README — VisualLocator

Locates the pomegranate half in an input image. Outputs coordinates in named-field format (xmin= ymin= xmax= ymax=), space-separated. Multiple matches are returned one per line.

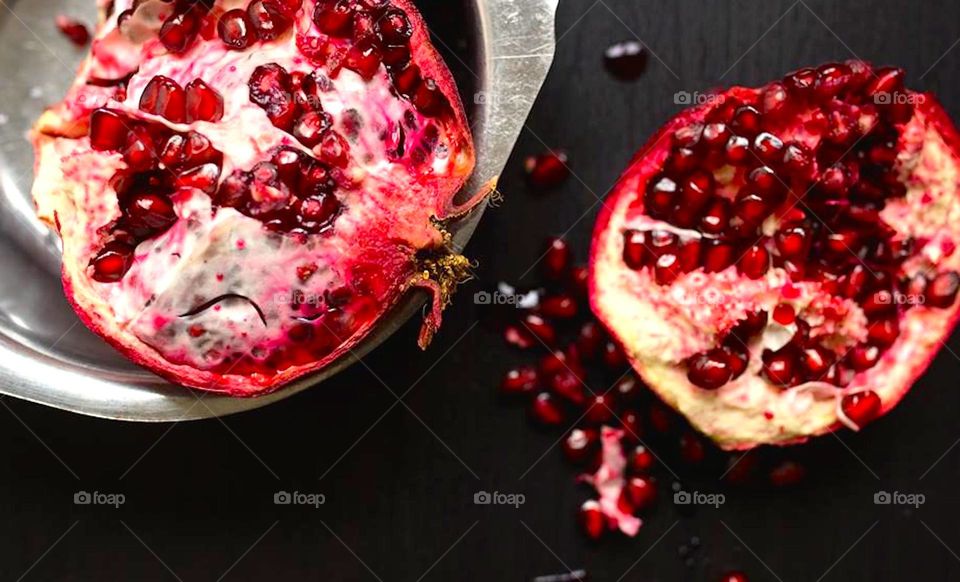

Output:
xmin=31 ymin=0 xmax=483 ymax=395
xmin=590 ymin=62 xmax=960 ymax=449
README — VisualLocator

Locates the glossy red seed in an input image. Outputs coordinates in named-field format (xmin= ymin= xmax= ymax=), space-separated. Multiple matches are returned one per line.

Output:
xmin=731 ymin=106 xmax=761 ymax=137
xmin=122 ymin=126 xmax=156 ymax=170
xmin=185 ymin=79 xmax=224 ymax=123
xmin=645 ymin=175 xmax=678 ymax=218
xmin=523 ymin=314 xmax=557 ymax=346
xmin=504 ymin=324 xmax=535 ymax=349
xmin=584 ymin=394 xmax=615 ymax=424
xmin=679 ymin=432 xmax=706 ymax=464
xmin=679 ymin=170 xmax=714 ymax=214
xmin=814 ymin=62 xmax=851 ymax=99
xmin=762 ymin=81 xmax=788 ymax=115
xmin=701 ymin=199 xmax=731 ymax=235
xmin=562 ymin=428 xmax=598 ymax=464
xmin=265 ymin=0 xmax=303 ymax=17
xmin=542 ymin=237 xmax=572 ymax=280
xmin=127 ymin=193 xmax=177 ymax=231
xmin=579 ymin=500 xmax=606 ymax=540
xmin=927 ymin=271 xmax=960 ymax=308
xmin=159 ymin=11 xmax=199 ymax=54
xmin=763 ymin=350 xmax=796 ymax=386
xmin=655 ymin=253 xmax=680 ymax=285
xmin=628 ymin=445 xmax=655 ymax=473
xmin=867 ymin=317 xmax=899 ymax=347
xmin=667 ymin=147 xmax=700 ymax=175
xmin=782 ymin=142 xmax=813 ymax=178
xmin=724 ymin=134 xmax=750 ymax=164
xmin=248 ymin=63 xmax=298 ymax=130
xmin=864 ymin=67 xmax=905 ymax=99
xmin=378 ymin=9 xmax=413 ymax=44
xmin=55 ymin=15 xmax=90 ymax=46
xmin=344 ymin=42 xmax=382 ymax=79
xmin=317 ymin=129 xmax=350 ymax=167
xmin=175 ymin=163 xmax=221 ymax=194
xmin=622 ymin=476 xmax=657 ymax=512
xmin=248 ymin=0 xmax=293 ymax=41
xmin=775 ymin=226 xmax=808 ymax=259
xmin=549 ymin=370 xmax=586 ymax=406
xmin=540 ymin=295 xmax=578 ymax=319
xmin=89 ymin=109 xmax=129 ymax=151
xmin=841 ymin=390 xmax=882 ymax=427
xmin=293 ymin=110 xmax=332 ymax=147
xmin=678 ymin=239 xmax=702 ymax=273
xmin=577 ymin=321 xmax=603 ymax=360
xmin=720 ymin=571 xmax=749 ymax=582
xmin=702 ymin=241 xmax=735 ymax=273
xmin=525 ymin=152 xmax=569 ymax=188
xmin=603 ymin=40 xmax=648 ymax=81
xmin=801 ymin=345 xmax=833 ymax=380
xmin=139 ymin=76 xmax=187 ymax=123
xmin=312 ymin=0 xmax=352 ymax=36
xmin=218 ymin=9 xmax=256 ymax=50
xmin=785 ymin=67 xmax=817 ymax=95
xmin=601 ymin=340 xmax=627 ymax=369
xmin=739 ymin=244 xmax=769 ymax=279
xmin=772 ymin=303 xmax=795 ymax=325
xmin=848 ymin=344 xmax=881 ymax=371
xmin=500 ymin=365 xmax=538 ymax=395
xmin=90 ymin=243 xmax=135 ymax=282
xmin=753 ymin=132 xmax=784 ymax=163
xmin=530 ymin=392 xmax=565 ymax=426
xmin=687 ymin=348 xmax=732 ymax=389
xmin=567 ymin=265 xmax=589 ymax=297
xmin=701 ymin=122 xmax=731 ymax=149
xmin=412 ymin=77 xmax=447 ymax=116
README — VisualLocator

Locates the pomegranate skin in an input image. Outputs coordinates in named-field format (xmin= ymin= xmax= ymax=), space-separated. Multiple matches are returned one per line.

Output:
xmin=30 ymin=0 xmax=483 ymax=395
xmin=589 ymin=69 xmax=960 ymax=449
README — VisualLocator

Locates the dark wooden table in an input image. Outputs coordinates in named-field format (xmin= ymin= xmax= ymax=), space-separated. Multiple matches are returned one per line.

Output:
xmin=4 ymin=1 xmax=960 ymax=580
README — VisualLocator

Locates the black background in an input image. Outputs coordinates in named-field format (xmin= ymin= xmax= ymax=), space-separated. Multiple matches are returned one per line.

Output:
xmin=5 ymin=1 xmax=960 ymax=580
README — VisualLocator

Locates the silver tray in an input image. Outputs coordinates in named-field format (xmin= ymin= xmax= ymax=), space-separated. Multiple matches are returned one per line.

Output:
xmin=0 ymin=0 xmax=558 ymax=421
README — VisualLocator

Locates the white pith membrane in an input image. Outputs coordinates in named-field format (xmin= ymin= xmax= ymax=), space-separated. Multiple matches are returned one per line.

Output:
xmin=30 ymin=0 xmax=479 ymax=394
xmin=591 ymin=81 xmax=960 ymax=450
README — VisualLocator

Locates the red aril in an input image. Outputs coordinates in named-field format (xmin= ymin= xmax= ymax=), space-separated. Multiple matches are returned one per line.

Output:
xmin=590 ymin=62 xmax=960 ymax=449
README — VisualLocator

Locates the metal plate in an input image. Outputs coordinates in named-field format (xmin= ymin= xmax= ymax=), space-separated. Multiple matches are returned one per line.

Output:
xmin=0 ymin=0 xmax=558 ymax=420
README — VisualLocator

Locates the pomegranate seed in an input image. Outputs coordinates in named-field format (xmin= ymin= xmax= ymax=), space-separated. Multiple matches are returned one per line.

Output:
xmin=313 ymin=0 xmax=352 ymax=36
xmin=841 ymin=390 xmax=882 ymax=427
xmin=645 ymin=175 xmax=678 ymax=218
xmin=769 ymin=460 xmax=806 ymax=487
xmin=122 ymin=126 xmax=156 ymax=170
xmin=725 ymin=346 xmax=748 ymax=378
xmin=729 ymin=309 xmax=768 ymax=341
xmin=700 ymin=199 xmax=731 ymax=235
xmin=248 ymin=0 xmax=293 ymax=41
xmin=529 ymin=392 xmax=565 ymax=426
xmin=601 ymin=340 xmax=627 ymax=369
xmin=814 ymin=62 xmax=851 ymax=99
xmin=864 ymin=67 xmax=905 ymax=99
xmin=562 ymin=428 xmax=598 ymax=464
xmin=667 ymin=147 xmax=700 ymax=175
xmin=90 ymin=243 xmax=135 ymax=283
xmin=549 ymin=370 xmax=586 ymax=406
xmin=248 ymin=63 xmax=298 ymax=131
xmin=619 ymin=410 xmax=644 ymax=442
xmin=293 ymin=110 xmax=333 ymax=147
xmin=824 ymin=229 xmax=859 ymax=255
xmin=500 ymin=365 xmax=538 ymax=395
xmin=317 ymin=130 xmax=350 ymax=167
xmin=218 ymin=9 xmax=256 ymax=50
xmin=775 ymin=226 xmax=808 ymax=259
xmin=567 ymin=265 xmax=589 ymax=297
xmin=867 ymin=317 xmax=899 ymax=347
xmin=344 ymin=42 xmax=383 ymax=79
xmin=772 ymin=303 xmax=795 ymax=325
xmin=392 ymin=64 xmax=421 ymax=97
xmin=378 ymin=9 xmax=413 ymax=44
xmin=862 ymin=289 xmax=895 ymax=316
xmin=584 ymin=394 xmax=615 ymax=424
xmin=524 ymin=152 xmax=569 ymax=188
xmin=159 ymin=10 xmax=199 ymax=54
xmin=678 ymin=239 xmax=703 ymax=273
xmin=542 ymin=237 xmax=572 ymax=280
xmin=801 ymin=345 xmax=834 ymax=380
xmin=540 ymin=295 xmax=578 ymax=319
xmin=763 ymin=350 xmax=796 ymax=386
xmin=820 ymin=165 xmax=849 ymax=195
xmin=578 ymin=500 xmax=605 ymax=540
xmin=733 ymin=192 xmax=773 ymax=227
xmin=731 ymin=106 xmax=761 ymax=137
xmin=504 ymin=324 xmax=535 ymax=349
xmin=702 ymin=241 xmax=735 ymax=273
xmin=782 ymin=142 xmax=813 ymax=178
xmin=522 ymin=314 xmax=557 ymax=346
xmin=762 ymin=81 xmax=788 ymax=115
xmin=265 ymin=0 xmax=302 ymax=18
xmin=676 ymin=170 xmax=714 ymax=223
xmin=785 ymin=67 xmax=817 ymax=95
xmin=655 ymin=253 xmax=680 ymax=284
xmin=126 ymin=193 xmax=177 ymax=232
xmin=739 ymin=244 xmax=769 ymax=279
xmin=603 ymin=40 xmax=648 ymax=81
xmin=614 ymin=375 xmax=642 ymax=402
xmin=576 ymin=321 xmax=603 ymax=359
xmin=848 ymin=344 xmax=881 ymax=371
xmin=140 ymin=76 xmax=187 ymax=123
xmin=628 ymin=445 xmax=655 ymax=473
xmin=412 ymin=77 xmax=448 ymax=116
xmin=753 ymin=132 xmax=784 ymax=164
xmin=701 ymin=122 xmax=731 ymax=149
xmin=89 ymin=109 xmax=129 ymax=151
xmin=55 ymin=15 xmax=90 ymax=46
xmin=176 ymin=163 xmax=221 ymax=194
xmin=185 ymin=79 xmax=224 ymax=123
xmin=927 ymin=271 xmax=960 ymax=308
xmin=674 ymin=124 xmax=703 ymax=148
xmin=687 ymin=348 xmax=732 ymax=389
xmin=539 ymin=349 xmax=571 ymax=378
xmin=724 ymin=135 xmax=750 ymax=164
xmin=679 ymin=432 xmax=706 ymax=464
xmin=622 ymin=476 xmax=657 ymax=512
